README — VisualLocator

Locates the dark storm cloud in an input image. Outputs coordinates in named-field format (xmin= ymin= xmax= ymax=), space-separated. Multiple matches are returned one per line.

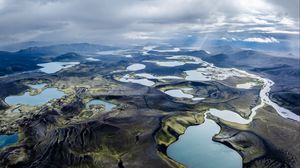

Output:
xmin=266 ymin=0 xmax=300 ymax=19
xmin=0 ymin=0 xmax=298 ymax=45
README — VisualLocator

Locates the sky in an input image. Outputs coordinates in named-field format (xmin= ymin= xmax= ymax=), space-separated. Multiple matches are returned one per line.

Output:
xmin=0 ymin=0 xmax=299 ymax=55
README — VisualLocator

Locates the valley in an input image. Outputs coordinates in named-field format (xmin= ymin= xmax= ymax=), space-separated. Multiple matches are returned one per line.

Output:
xmin=0 ymin=44 xmax=299 ymax=168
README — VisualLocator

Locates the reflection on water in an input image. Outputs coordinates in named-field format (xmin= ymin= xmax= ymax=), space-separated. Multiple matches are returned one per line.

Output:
xmin=167 ymin=115 xmax=242 ymax=168
xmin=0 ymin=133 xmax=18 ymax=149
xmin=38 ymin=62 xmax=79 ymax=74
xmin=126 ymin=64 xmax=146 ymax=71
xmin=119 ymin=74 xmax=155 ymax=86
xmin=5 ymin=88 xmax=65 ymax=106
xmin=165 ymin=89 xmax=193 ymax=98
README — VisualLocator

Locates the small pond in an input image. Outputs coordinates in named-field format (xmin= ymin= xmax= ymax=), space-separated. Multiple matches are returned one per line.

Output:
xmin=0 ymin=133 xmax=18 ymax=149
xmin=126 ymin=64 xmax=146 ymax=71
xmin=86 ymin=99 xmax=116 ymax=111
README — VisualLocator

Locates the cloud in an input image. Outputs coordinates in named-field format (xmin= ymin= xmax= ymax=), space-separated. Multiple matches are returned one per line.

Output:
xmin=265 ymin=0 xmax=300 ymax=19
xmin=0 ymin=0 xmax=298 ymax=46
xmin=221 ymin=36 xmax=281 ymax=44
xmin=243 ymin=37 xmax=280 ymax=43
xmin=123 ymin=32 xmax=164 ymax=40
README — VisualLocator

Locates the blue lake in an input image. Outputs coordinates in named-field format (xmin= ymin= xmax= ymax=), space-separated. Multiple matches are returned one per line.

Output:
xmin=5 ymin=88 xmax=65 ymax=106
xmin=38 ymin=62 xmax=79 ymax=74
xmin=0 ymin=133 xmax=18 ymax=149
xmin=167 ymin=117 xmax=242 ymax=168
xmin=86 ymin=99 xmax=116 ymax=111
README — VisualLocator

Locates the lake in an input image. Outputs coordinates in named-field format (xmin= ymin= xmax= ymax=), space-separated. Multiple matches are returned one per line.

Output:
xmin=126 ymin=64 xmax=146 ymax=71
xmin=38 ymin=62 xmax=80 ymax=74
xmin=5 ymin=88 xmax=65 ymax=106
xmin=86 ymin=99 xmax=116 ymax=111
xmin=0 ymin=133 xmax=18 ymax=149
xmin=119 ymin=74 xmax=155 ymax=86
xmin=167 ymin=115 xmax=242 ymax=168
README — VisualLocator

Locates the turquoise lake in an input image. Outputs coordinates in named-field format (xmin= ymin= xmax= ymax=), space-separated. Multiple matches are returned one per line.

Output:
xmin=167 ymin=117 xmax=242 ymax=168
xmin=0 ymin=133 xmax=18 ymax=149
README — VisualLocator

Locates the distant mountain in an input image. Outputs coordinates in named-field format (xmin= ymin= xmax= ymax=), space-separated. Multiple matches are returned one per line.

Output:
xmin=53 ymin=52 xmax=83 ymax=61
xmin=204 ymin=50 xmax=298 ymax=68
xmin=202 ymin=45 xmax=241 ymax=55
xmin=0 ymin=51 xmax=41 ymax=76
xmin=0 ymin=43 xmax=121 ymax=76
xmin=147 ymin=49 xmax=210 ymax=57
xmin=0 ymin=41 xmax=54 ymax=52
xmin=16 ymin=43 xmax=118 ymax=56
xmin=0 ymin=50 xmax=88 ymax=76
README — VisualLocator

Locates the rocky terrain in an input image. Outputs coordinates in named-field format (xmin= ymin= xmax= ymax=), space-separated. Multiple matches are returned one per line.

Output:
xmin=0 ymin=44 xmax=299 ymax=168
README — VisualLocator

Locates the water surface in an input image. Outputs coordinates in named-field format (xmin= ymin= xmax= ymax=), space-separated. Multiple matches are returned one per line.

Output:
xmin=208 ymin=108 xmax=250 ymax=124
xmin=86 ymin=57 xmax=100 ymax=61
xmin=126 ymin=64 xmax=146 ymax=71
xmin=0 ymin=133 xmax=18 ymax=149
xmin=165 ymin=89 xmax=193 ymax=98
xmin=38 ymin=62 xmax=79 ymax=74
xmin=5 ymin=88 xmax=65 ymax=106
xmin=86 ymin=99 xmax=116 ymax=111
xmin=164 ymin=88 xmax=205 ymax=101
xmin=236 ymin=82 xmax=257 ymax=89
xmin=119 ymin=74 xmax=155 ymax=86
xmin=136 ymin=73 xmax=182 ymax=80
xmin=167 ymin=117 xmax=242 ymax=168
xmin=145 ymin=61 xmax=185 ymax=67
